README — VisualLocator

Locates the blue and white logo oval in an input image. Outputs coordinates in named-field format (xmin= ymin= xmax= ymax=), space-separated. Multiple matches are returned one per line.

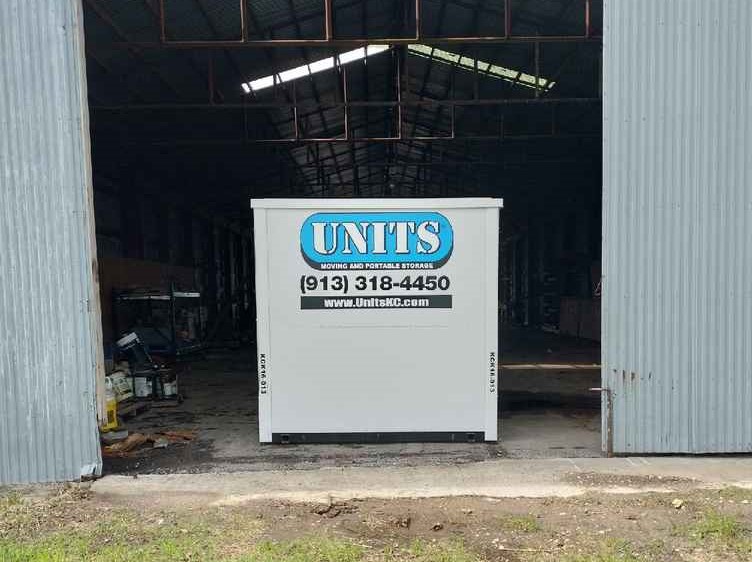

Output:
xmin=300 ymin=212 xmax=453 ymax=270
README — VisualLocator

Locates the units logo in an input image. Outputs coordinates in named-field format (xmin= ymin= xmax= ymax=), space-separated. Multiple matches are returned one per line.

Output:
xmin=300 ymin=212 xmax=453 ymax=270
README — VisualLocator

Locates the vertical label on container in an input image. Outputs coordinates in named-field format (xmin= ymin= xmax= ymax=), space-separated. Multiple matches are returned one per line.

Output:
xmin=258 ymin=353 xmax=268 ymax=395
xmin=489 ymin=351 xmax=496 ymax=394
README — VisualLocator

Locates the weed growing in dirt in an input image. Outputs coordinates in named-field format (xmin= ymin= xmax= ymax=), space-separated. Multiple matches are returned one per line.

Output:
xmin=717 ymin=487 xmax=752 ymax=502
xmin=689 ymin=511 xmax=744 ymax=542
xmin=0 ymin=523 xmax=221 ymax=562
xmin=498 ymin=514 xmax=541 ymax=533
xmin=0 ymin=492 xmax=22 ymax=508
xmin=0 ymin=485 xmax=91 ymax=541
xmin=0 ymin=492 xmax=41 ymax=540
xmin=684 ymin=510 xmax=752 ymax=556
xmin=0 ymin=505 xmax=265 ymax=562
xmin=404 ymin=539 xmax=483 ymax=562
xmin=246 ymin=537 xmax=364 ymax=562
xmin=0 ymin=535 xmax=490 ymax=562
xmin=562 ymin=538 xmax=640 ymax=562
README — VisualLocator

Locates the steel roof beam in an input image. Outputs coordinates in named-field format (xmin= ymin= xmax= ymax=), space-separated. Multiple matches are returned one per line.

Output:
xmin=284 ymin=0 xmax=345 ymax=188
xmin=106 ymin=35 xmax=600 ymax=49
xmin=84 ymin=0 xmax=184 ymax=98
xmin=142 ymin=0 xmax=227 ymax=104
xmin=239 ymin=3 xmax=314 ymax=188
xmin=401 ymin=0 xmax=486 ymax=187
xmin=85 ymin=48 xmax=147 ymax=104
xmin=120 ymin=131 xmax=597 ymax=146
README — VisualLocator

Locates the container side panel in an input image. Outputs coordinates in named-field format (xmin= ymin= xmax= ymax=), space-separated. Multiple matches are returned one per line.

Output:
xmin=253 ymin=209 xmax=273 ymax=443
xmin=603 ymin=0 xmax=752 ymax=453
xmin=0 ymin=0 xmax=103 ymax=483
xmin=484 ymin=208 xmax=500 ymax=441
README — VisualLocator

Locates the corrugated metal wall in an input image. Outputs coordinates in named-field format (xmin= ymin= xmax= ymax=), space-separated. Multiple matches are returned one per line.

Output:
xmin=0 ymin=0 xmax=104 ymax=483
xmin=603 ymin=0 xmax=752 ymax=453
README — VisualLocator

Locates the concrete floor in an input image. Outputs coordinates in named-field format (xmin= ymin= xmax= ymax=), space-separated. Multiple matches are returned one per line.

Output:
xmin=95 ymin=455 xmax=752 ymax=503
xmin=104 ymin=328 xmax=602 ymax=475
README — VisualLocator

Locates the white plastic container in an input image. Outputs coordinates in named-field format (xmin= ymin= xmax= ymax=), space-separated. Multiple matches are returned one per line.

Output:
xmin=162 ymin=380 xmax=178 ymax=397
xmin=133 ymin=377 xmax=152 ymax=398
xmin=252 ymin=198 xmax=503 ymax=444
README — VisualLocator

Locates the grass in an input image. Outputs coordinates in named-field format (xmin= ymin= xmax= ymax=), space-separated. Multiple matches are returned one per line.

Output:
xmin=0 ymin=506 xmax=264 ymax=562
xmin=0 ymin=500 xmax=484 ymax=562
xmin=498 ymin=514 xmax=541 ymax=533
xmin=562 ymin=539 xmax=641 ymax=562
xmin=689 ymin=511 xmax=744 ymax=541
xmin=402 ymin=539 xmax=484 ymax=562
xmin=4 ymin=488 xmax=752 ymax=562
xmin=717 ymin=487 xmax=752 ymax=502
xmin=0 ymin=486 xmax=91 ymax=541
xmin=246 ymin=538 xmax=364 ymax=562
xmin=0 ymin=535 xmax=315 ymax=562
xmin=675 ymin=489 xmax=752 ymax=549
xmin=1 ymin=490 xmax=488 ymax=562
xmin=0 ymin=492 xmax=45 ymax=541
xmin=0 ymin=527 xmax=220 ymax=562
xmin=684 ymin=511 xmax=752 ymax=557
xmin=0 ymin=537 xmax=487 ymax=562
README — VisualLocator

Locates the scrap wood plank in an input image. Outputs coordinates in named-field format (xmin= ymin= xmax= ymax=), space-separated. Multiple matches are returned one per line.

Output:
xmin=153 ymin=429 xmax=198 ymax=442
xmin=102 ymin=433 xmax=149 ymax=457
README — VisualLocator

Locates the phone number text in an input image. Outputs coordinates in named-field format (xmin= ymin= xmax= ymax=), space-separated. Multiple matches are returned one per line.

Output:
xmin=300 ymin=274 xmax=450 ymax=294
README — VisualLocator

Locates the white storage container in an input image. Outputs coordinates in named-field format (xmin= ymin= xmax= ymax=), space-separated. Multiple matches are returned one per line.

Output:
xmin=252 ymin=198 xmax=503 ymax=443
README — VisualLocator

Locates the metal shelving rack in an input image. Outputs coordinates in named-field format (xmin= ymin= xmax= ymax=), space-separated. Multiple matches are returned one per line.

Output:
xmin=113 ymin=282 xmax=204 ymax=359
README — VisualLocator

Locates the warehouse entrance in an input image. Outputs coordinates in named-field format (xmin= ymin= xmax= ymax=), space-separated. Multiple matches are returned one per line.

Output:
xmin=82 ymin=0 xmax=604 ymax=472
xmin=498 ymin=190 xmax=602 ymax=456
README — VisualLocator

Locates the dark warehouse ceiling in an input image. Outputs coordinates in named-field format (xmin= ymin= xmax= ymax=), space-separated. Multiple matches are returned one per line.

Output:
xmin=84 ymin=0 xmax=603 ymax=223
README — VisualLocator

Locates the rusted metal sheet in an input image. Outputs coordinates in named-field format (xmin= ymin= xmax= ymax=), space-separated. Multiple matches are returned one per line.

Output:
xmin=602 ymin=0 xmax=752 ymax=453
xmin=0 ymin=0 xmax=103 ymax=483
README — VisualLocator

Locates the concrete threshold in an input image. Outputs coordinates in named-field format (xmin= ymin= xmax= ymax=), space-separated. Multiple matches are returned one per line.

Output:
xmin=92 ymin=457 xmax=752 ymax=505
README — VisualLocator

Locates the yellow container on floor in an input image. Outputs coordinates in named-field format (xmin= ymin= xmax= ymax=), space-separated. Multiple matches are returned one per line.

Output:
xmin=101 ymin=380 xmax=118 ymax=431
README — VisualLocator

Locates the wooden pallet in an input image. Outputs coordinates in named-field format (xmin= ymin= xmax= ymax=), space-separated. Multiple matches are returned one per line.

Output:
xmin=117 ymin=399 xmax=151 ymax=420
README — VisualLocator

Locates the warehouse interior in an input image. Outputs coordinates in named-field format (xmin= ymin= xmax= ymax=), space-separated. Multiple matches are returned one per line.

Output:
xmin=84 ymin=0 xmax=603 ymax=470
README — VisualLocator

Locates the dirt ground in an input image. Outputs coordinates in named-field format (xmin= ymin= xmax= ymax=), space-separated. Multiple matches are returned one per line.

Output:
xmin=2 ymin=484 xmax=751 ymax=561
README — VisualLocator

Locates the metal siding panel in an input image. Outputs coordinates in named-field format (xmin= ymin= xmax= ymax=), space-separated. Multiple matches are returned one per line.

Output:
xmin=603 ymin=0 xmax=752 ymax=453
xmin=0 ymin=0 xmax=103 ymax=483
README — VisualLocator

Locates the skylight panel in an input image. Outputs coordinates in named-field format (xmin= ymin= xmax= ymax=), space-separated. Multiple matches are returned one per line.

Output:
xmin=337 ymin=47 xmax=367 ymax=65
xmin=366 ymin=45 xmax=389 ymax=56
xmin=308 ymin=57 xmax=335 ymax=74
xmin=278 ymin=64 xmax=310 ymax=83
xmin=240 ymin=43 xmax=548 ymax=94
xmin=407 ymin=44 xmax=555 ymax=92
xmin=246 ymin=75 xmax=276 ymax=92
xmin=242 ymin=45 xmax=390 ymax=93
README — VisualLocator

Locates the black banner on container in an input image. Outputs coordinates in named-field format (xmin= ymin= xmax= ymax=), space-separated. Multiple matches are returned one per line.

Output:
xmin=301 ymin=295 xmax=453 ymax=310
